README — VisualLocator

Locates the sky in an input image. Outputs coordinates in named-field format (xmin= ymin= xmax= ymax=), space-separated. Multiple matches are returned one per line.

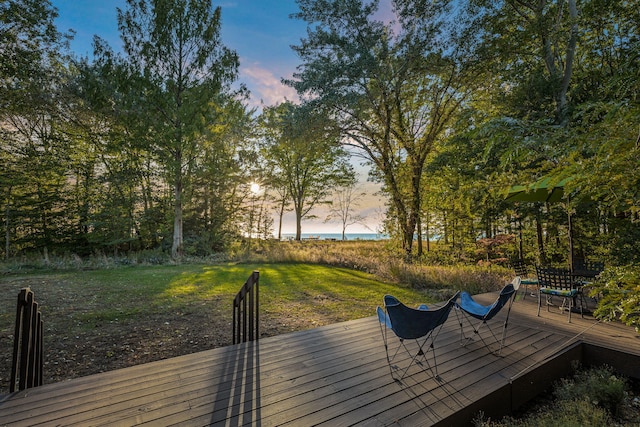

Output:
xmin=51 ymin=0 xmax=386 ymax=235
xmin=51 ymin=0 xmax=304 ymax=108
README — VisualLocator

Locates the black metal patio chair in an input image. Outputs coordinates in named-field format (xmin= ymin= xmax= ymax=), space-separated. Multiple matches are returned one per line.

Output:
xmin=536 ymin=265 xmax=583 ymax=322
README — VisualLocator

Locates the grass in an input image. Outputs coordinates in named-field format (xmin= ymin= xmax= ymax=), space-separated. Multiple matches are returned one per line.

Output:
xmin=1 ymin=262 xmax=432 ymax=335
xmin=0 ymin=240 xmax=512 ymax=393
xmin=29 ymin=263 xmax=436 ymax=316
xmin=0 ymin=261 xmax=453 ymax=392
xmin=246 ymin=240 xmax=510 ymax=294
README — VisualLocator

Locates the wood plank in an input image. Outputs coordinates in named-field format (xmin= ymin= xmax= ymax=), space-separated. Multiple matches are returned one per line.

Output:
xmin=3 ymin=319 xmax=380 ymax=425
xmin=308 ymin=327 xmax=565 ymax=426
xmin=0 ymin=290 xmax=637 ymax=426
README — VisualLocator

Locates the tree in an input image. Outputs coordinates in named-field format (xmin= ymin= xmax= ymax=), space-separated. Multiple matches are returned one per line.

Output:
xmin=473 ymin=0 xmax=640 ymax=264
xmin=114 ymin=0 xmax=239 ymax=259
xmin=259 ymin=101 xmax=354 ymax=240
xmin=325 ymin=182 xmax=367 ymax=241
xmin=188 ymin=95 xmax=256 ymax=251
xmin=73 ymin=49 xmax=169 ymax=253
xmin=289 ymin=0 xmax=481 ymax=257
xmin=270 ymin=182 xmax=292 ymax=241
xmin=1 ymin=0 xmax=73 ymax=257
xmin=0 ymin=0 xmax=68 ymax=88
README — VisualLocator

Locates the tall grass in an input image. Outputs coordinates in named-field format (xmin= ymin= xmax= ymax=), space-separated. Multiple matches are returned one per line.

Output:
xmin=243 ymin=240 xmax=511 ymax=296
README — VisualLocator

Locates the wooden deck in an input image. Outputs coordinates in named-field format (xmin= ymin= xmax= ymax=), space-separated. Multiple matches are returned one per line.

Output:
xmin=1 ymin=291 xmax=638 ymax=426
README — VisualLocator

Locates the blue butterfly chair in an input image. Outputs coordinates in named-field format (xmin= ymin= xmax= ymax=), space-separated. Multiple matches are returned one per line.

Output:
xmin=377 ymin=292 xmax=460 ymax=381
xmin=456 ymin=277 xmax=521 ymax=355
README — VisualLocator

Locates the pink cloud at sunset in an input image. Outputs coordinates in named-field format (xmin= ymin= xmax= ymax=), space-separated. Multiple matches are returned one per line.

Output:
xmin=240 ymin=63 xmax=299 ymax=108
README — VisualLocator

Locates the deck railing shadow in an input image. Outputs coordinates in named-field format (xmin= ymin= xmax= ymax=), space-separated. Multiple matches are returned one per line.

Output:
xmin=209 ymin=340 xmax=261 ymax=426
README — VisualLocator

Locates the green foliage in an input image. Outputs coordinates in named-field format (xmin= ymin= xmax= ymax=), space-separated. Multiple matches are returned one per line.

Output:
xmin=474 ymin=365 xmax=629 ymax=426
xmin=554 ymin=365 xmax=627 ymax=417
xmin=258 ymin=101 xmax=355 ymax=240
xmin=2 ymin=0 xmax=640 ymax=271
xmin=111 ymin=0 xmax=242 ymax=258
xmin=0 ymin=0 xmax=77 ymax=256
xmin=0 ymin=0 xmax=69 ymax=82
xmin=589 ymin=265 xmax=640 ymax=332
xmin=475 ymin=399 xmax=612 ymax=427
xmin=289 ymin=0 xmax=482 ymax=256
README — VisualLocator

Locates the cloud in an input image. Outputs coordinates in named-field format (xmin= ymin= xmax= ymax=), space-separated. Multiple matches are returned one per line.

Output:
xmin=371 ymin=0 xmax=404 ymax=37
xmin=241 ymin=62 xmax=299 ymax=108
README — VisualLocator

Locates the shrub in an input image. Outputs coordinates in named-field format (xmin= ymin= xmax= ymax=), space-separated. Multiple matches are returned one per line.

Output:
xmin=554 ymin=365 xmax=627 ymax=417
xmin=474 ymin=399 xmax=612 ymax=427
xmin=589 ymin=265 xmax=640 ymax=332
xmin=473 ymin=365 xmax=628 ymax=427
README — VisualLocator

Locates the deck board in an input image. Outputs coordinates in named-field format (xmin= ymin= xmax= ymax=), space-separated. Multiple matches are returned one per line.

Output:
xmin=1 ymin=291 xmax=638 ymax=426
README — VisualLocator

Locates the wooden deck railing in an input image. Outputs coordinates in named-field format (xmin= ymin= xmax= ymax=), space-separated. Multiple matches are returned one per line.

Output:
xmin=232 ymin=271 xmax=259 ymax=344
xmin=10 ymin=287 xmax=44 ymax=392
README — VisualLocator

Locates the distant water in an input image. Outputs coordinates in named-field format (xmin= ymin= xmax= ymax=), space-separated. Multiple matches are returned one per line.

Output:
xmin=280 ymin=233 xmax=388 ymax=241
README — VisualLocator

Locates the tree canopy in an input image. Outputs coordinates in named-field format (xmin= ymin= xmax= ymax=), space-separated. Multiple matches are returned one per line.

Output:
xmin=1 ymin=0 xmax=639 ymax=270
xmin=113 ymin=0 xmax=241 ymax=259
xmin=259 ymin=101 xmax=355 ymax=240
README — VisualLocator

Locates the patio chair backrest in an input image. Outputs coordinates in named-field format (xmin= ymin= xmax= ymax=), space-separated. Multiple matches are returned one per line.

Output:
xmin=512 ymin=259 xmax=530 ymax=277
xmin=384 ymin=292 xmax=459 ymax=340
xmin=574 ymin=258 xmax=604 ymax=275
xmin=536 ymin=265 xmax=573 ymax=290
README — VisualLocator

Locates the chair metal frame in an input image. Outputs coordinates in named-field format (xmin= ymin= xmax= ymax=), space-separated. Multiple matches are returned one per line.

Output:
xmin=456 ymin=277 xmax=521 ymax=356
xmin=377 ymin=292 xmax=459 ymax=382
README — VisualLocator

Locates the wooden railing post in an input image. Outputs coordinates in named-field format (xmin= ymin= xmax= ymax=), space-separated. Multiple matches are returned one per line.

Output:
xmin=10 ymin=287 xmax=44 ymax=392
xmin=233 ymin=271 xmax=259 ymax=345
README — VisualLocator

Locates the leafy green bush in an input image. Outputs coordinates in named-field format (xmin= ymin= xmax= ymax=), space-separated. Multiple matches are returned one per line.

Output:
xmin=589 ymin=265 xmax=640 ymax=332
xmin=474 ymin=398 xmax=612 ymax=427
xmin=554 ymin=365 xmax=627 ymax=417
xmin=473 ymin=365 xmax=629 ymax=427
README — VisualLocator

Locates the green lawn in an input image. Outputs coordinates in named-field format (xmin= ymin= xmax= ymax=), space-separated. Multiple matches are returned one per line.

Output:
xmin=1 ymin=262 xmax=446 ymax=392
xmin=1 ymin=262 xmax=446 ymax=340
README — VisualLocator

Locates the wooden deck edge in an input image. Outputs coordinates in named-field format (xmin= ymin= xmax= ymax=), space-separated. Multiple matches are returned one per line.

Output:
xmin=581 ymin=342 xmax=640 ymax=381
xmin=434 ymin=341 xmax=640 ymax=426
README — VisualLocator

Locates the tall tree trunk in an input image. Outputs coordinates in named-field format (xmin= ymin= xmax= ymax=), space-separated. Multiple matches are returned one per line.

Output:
xmin=518 ymin=217 xmax=524 ymax=260
xmin=171 ymin=152 xmax=183 ymax=259
xmin=537 ymin=0 xmax=578 ymax=124
xmin=4 ymin=186 xmax=11 ymax=260
xmin=416 ymin=214 xmax=423 ymax=257
xmin=295 ymin=210 xmax=302 ymax=241
xmin=277 ymin=199 xmax=285 ymax=241
xmin=557 ymin=0 xmax=578 ymax=124
xmin=425 ymin=210 xmax=431 ymax=252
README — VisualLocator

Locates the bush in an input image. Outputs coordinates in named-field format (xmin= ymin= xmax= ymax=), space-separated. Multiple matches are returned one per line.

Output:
xmin=474 ymin=399 xmax=612 ymax=427
xmin=554 ymin=365 xmax=627 ymax=417
xmin=474 ymin=365 xmax=629 ymax=427
xmin=589 ymin=265 xmax=640 ymax=332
